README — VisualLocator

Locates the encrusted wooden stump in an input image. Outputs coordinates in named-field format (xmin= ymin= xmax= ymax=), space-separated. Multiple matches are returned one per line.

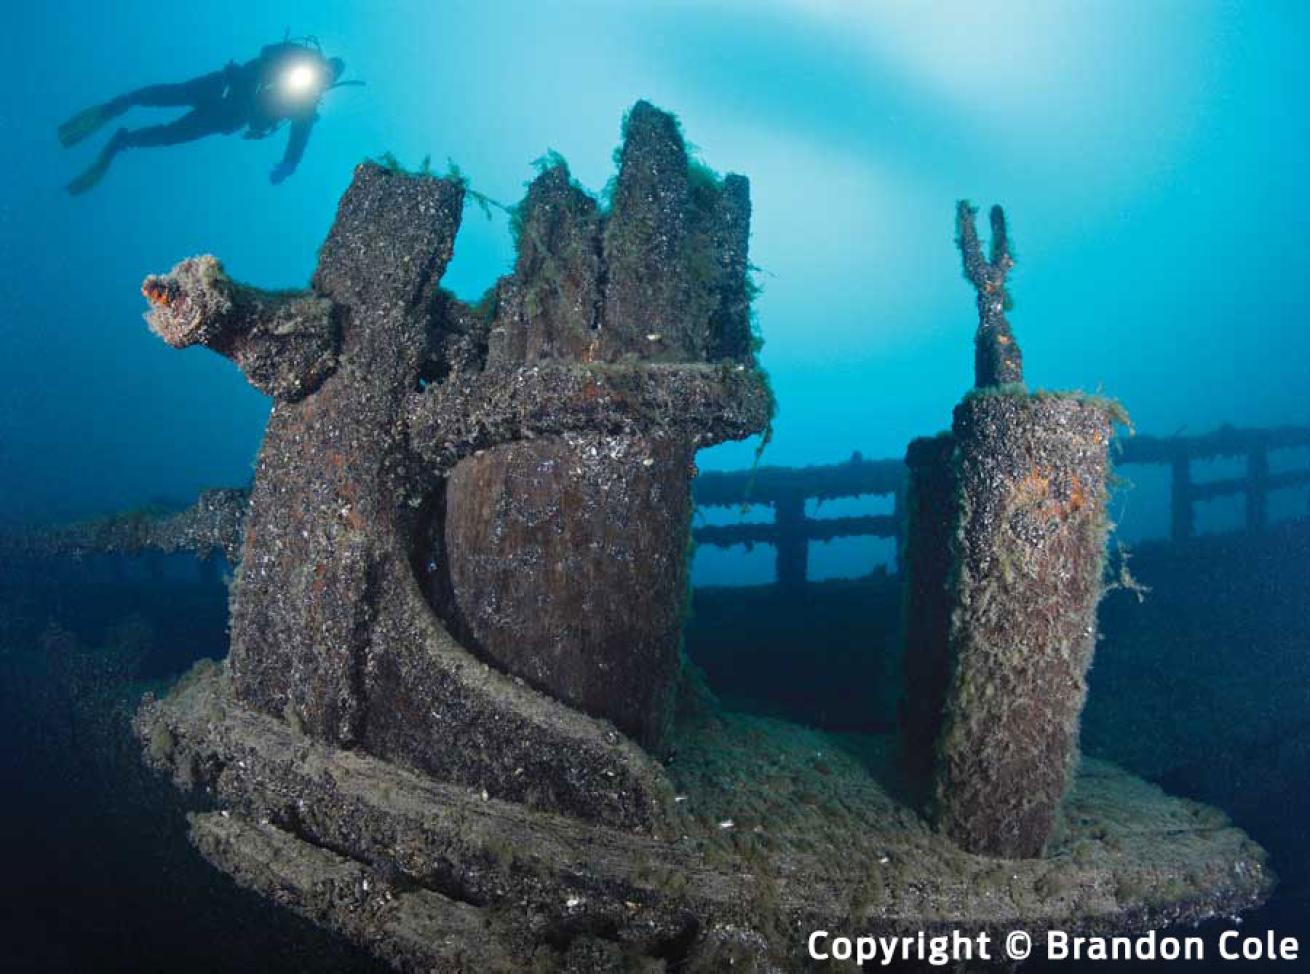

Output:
xmin=139 ymin=102 xmax=770 ymax=826
xmin=427 ymin=103 xmax=756 ymax=750
xmin=124 ymin=120 xmax=1272 ymax=971
xmin=935 ymin=390 xmax=1113 ymax=858
xmin=901 ymin=203 xmax=1118 ymax=858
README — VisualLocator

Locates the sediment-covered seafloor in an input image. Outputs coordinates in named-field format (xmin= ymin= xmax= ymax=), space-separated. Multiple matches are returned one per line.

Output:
xmin=138 ymin=662 xmax=1271 ymax=972
xmin=22 ymin=103 xmax=1277 ymax=971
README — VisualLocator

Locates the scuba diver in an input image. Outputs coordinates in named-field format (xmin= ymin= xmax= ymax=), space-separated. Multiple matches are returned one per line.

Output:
xmin=57 ymin=39 xmax=356 ymax=195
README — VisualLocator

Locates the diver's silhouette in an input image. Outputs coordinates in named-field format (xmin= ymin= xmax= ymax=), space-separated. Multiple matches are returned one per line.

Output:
xmin=58 ymin=41 xmax=352 ymax=195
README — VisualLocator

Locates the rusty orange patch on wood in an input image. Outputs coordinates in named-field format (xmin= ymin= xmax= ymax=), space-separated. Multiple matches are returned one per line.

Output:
xmin=142 ymin=281 xmax=171 ymax=306
xmin=1066 ymin=475 xmax=1088 ymax=514
xmin=1014 ymin=466 xmax=1091 ymax=522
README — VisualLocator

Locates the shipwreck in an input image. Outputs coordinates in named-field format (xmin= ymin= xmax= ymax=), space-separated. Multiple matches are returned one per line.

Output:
xmin=38 ymin=102 xmax=1273 ymax=970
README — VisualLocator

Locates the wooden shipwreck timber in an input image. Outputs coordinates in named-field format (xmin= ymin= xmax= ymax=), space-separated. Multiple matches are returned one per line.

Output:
xmin=39 ymin=103 xmax=1277 ymax=970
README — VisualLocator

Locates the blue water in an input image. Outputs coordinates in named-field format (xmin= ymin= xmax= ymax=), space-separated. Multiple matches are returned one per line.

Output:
xmin=3 ymin=1 xmax=1309 ymax=526
xmin=1 ymin=2 xmax=1308 ymax=971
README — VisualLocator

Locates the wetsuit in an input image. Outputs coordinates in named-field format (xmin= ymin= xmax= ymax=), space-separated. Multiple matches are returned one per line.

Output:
xmin=60 ymin=43 xmax=340 ymax=193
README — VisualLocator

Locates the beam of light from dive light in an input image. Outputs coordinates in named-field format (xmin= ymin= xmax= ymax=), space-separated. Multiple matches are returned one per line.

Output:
xmin=280 ymin=61 xmax=324 ymax=100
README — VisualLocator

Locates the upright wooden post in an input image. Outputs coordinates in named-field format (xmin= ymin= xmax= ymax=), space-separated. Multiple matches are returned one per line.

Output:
xmin=931 ymin=394 xmax=1112 ymax=858
xmin=899 ymin=434 xmax=958 ymax=793
xmin=774 ymin=494 xmax=808 ymax=590
xmin=892 ymin=482 xmax=907 ymax=575
xmin=1171 ymin=453 xmax=1194 ymax=542
xmin=904 ymin=203 xmax=1117 ymax=859
xmin=1246 ymin=446 xmax=1269 ymax=533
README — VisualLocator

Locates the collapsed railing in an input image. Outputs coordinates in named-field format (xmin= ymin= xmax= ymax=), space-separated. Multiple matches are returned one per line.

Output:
xmin=692 ymin=425 xmax=1310 ymax=589
xmin=693 ymin=453 xmax=905 ymax=588
xmin=8 ymin=426 xmax=1308 ymax=592
xmin=1123 ymin=426 xmax=1310 ymax=541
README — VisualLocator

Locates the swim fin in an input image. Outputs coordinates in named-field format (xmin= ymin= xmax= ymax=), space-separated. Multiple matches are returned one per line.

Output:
xmin=57 ymin=100 xmax=125 ymax=148
xmin=65 ymin=155 xmax=111 ymax=195
xmin=66 ymin=128 xmax=127 ymax=195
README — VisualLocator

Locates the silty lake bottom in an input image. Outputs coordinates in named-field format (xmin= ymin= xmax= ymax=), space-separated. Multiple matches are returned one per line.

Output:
xmin=1 ymin=3 xmax=1308 ymax=971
